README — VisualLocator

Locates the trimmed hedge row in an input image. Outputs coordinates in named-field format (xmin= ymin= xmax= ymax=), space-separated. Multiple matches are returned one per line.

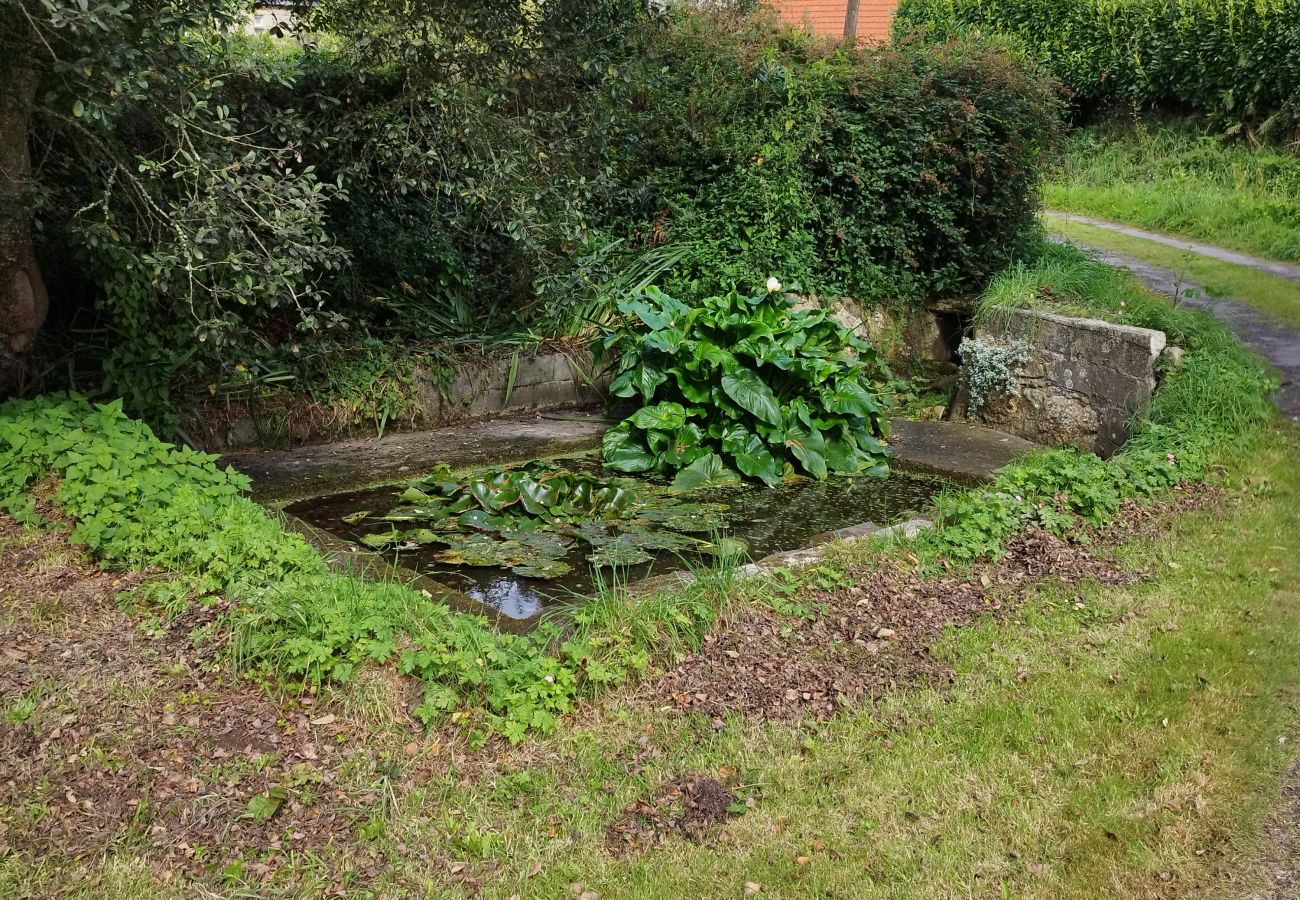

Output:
xmin=894 ymin=0 xmax=1300 ymax=135
xmin=626 ymin=19 xmax=1065 ymax=303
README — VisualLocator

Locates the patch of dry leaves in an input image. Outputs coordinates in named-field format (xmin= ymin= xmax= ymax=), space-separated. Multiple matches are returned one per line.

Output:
xmin=641 ymin=489 xmax=1214 ymax=724
xmin=605 ymin=773 xmax=737 ymax=854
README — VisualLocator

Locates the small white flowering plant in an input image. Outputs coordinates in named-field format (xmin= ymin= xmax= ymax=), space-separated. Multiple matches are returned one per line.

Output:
xmin=958 ymin=337 xmax=1030 ymax=416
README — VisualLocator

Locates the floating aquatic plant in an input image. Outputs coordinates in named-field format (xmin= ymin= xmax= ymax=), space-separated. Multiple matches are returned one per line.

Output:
xmin=345 ymin=461 xmax=741 ymax=578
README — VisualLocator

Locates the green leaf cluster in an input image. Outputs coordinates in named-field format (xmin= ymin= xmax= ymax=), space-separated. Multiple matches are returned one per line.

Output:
xmin=600 ymin=286 xmax=891 ymax=486
xmin=346 ymin=461 xmax=734 ymax=576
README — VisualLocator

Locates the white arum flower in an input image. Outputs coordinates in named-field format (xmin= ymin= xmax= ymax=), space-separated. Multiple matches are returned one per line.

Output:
xmin=766 ymin=276 xmax=782 ymax=293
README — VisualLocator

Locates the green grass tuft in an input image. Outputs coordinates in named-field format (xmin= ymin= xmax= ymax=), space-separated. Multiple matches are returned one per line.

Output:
xmin=1045 ymin=120 xmax=1300 ymax=265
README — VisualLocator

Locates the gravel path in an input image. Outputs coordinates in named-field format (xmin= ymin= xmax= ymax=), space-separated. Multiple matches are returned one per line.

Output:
xmin=1045 ymin=211 xmax=1300 ymax=284
xmin=1051 ymin=234 xmax=1300 ymax=422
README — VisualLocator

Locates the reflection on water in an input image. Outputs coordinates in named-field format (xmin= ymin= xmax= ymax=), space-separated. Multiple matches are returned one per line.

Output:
xmin=286 ymin=456 xmax=946 ymax=622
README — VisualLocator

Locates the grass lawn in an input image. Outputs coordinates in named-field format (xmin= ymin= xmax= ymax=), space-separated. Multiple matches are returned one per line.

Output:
xmin=4 ymin=427 xmax=1298 ymax=899
xmin=358 ymin=433 xmax=1300 ymax=900
xmin=1045 ymin=121 xmax=1300 ymax=265
xmin=1047 ymin=216 xmax=1300 ymax=332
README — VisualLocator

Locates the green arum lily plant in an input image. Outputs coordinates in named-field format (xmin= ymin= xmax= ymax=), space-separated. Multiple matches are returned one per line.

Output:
xmin=598 ymin=284 xmax=892 ymax=487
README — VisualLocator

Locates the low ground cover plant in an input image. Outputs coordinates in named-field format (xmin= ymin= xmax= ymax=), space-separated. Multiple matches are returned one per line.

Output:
xmin=599 ymin=286 xmax=891 ymax=485
xmin=895 ymin=0 xmax=1300 ymax=136
xmin=0 ymin=395 xmax=718 ymax=743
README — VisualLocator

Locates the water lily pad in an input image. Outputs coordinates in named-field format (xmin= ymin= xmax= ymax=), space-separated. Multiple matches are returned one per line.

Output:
xmin=432 ymin=535 xmax=516 ymax=567
xmin=586 ymin=543 xmax=653 ymax=568
xmin=617 ymin=525 xmax=700 ymax=552
xmin=510 ymin=560 xmax=574 ymax=579
xmin=360 ymin=528 xmax=444 ymax=549
xmin=381 ymin=504 xmax=451 ymax=522
xmin=500 ymin=529 xmax=573 ymax=558
xmin=698 ymin=536 xmax=749 ymax=559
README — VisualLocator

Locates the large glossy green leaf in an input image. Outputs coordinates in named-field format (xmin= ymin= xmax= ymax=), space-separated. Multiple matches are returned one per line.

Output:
xmin=602 ymin=425 xmax=657 ymax=473
xmin=722 ymin=427 xmax=782 ymax=486
xmin=824 ymin=381 xmax=881 ymax=419
xmin=630 ymin=401 xmax=686 ymax=432
xmin=673 ymin=370 xmax=711 ymax=403
xmin=784 ymin=420 xmax=828 ymax=480
xmin=720 ymin=367 xmax=782 ymax=426
xmin=671 ymin=451 xmax=740 ymax=490
xmin=661 ymin=422 xmax=706 ymax=467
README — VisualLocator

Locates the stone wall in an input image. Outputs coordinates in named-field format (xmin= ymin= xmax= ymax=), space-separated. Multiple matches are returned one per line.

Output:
xmin=792 ymin=295 xmax=960 ymax=378
xmin=191 ymin=350 xmax=607 ymax=452
xmin=951 ymin=309 xmax=1167 ymax=456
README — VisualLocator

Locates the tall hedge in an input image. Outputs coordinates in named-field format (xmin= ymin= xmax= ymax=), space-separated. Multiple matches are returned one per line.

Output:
xmin=28 ymin=6 xmax=1063 ymax=425
xmin=623 ymin=17 xmax=1064 ymax=303
xmin=894 ymin=0 xmax=1300 ymax=135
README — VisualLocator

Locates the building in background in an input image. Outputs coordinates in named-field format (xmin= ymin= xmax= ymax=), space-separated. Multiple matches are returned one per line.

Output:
xmin=246 ymin=3 xmax=297 ymax=36
xmin=768 ymin=0 xmax=898 ymax=41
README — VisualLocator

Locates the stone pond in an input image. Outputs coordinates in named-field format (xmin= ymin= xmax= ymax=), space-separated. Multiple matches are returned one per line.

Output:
xmin=222 ymin=411 xmax=1037 ymax=630
xmin=215 ymin=302 xmax=1171 ymax=631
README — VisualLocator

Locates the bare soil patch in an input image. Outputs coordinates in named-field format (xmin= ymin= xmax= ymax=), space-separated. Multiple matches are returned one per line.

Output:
xmin=642 ymin=489 xmax=1212 ymax=724
xmin=0 ymin=518 xmax=411 ymax=886
xmin=606 ymin=773 xmax=737 ymax=854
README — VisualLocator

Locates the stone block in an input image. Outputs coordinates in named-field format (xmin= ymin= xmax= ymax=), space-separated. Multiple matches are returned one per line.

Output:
xmin=954 ymin=309 xmax=1166 ymax=456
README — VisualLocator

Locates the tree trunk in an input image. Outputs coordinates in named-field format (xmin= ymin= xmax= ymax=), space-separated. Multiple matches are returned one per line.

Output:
xmin=0 ymin=15 xmax=49 ymax=397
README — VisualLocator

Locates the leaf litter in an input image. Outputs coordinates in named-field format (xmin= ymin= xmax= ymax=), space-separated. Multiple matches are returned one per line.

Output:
xmin=641 ymin=490 xmax=1212 ymax=723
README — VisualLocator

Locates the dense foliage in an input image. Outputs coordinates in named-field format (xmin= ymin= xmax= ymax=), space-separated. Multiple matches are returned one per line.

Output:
xmin=895 ymin=0 xmax=1300 ymax=136
xmin=620 ymin=17 xmax=1063 ymax=302
xmin=599 ymin=286 xmax=891 ymax=485
xmin=17 ymin=2 xmax=1059 ymax=429
xmin=0 ymin=236 xmax=1278 ymax=741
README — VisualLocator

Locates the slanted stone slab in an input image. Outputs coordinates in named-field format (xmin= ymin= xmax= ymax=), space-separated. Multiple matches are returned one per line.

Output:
xmin=221 ymin=411 xmax=612 ymax=502
xmin=193 ymin=349 xmax=608 ymax=452
xmin=887 ymin=419 xmax=1038 ymax=483
xmin=954 ymin=309 xmax=1166 ymax=457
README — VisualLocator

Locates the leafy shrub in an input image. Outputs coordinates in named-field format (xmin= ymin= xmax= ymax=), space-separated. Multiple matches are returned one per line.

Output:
xmin=598 ymin=286 xmax=891 ymax=485
xmin=28 ymin=5 xmax=1060 ymax=432
xmin=628 ymin=16 xmax=1063 ymax=302
xmin=895 ymin=0 xmax=1300 ymax=136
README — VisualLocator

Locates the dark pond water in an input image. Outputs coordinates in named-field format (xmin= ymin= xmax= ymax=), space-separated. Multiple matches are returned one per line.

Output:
xmin=286 ymin=457 xmax=946 ymax=623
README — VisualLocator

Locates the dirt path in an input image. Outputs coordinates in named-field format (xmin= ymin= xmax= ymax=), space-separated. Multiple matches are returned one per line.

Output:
xmin=1052 ymin=236 xmax=1300 ymax=421
xmin=1045 ymin=211 xmax=1300 ymax=284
